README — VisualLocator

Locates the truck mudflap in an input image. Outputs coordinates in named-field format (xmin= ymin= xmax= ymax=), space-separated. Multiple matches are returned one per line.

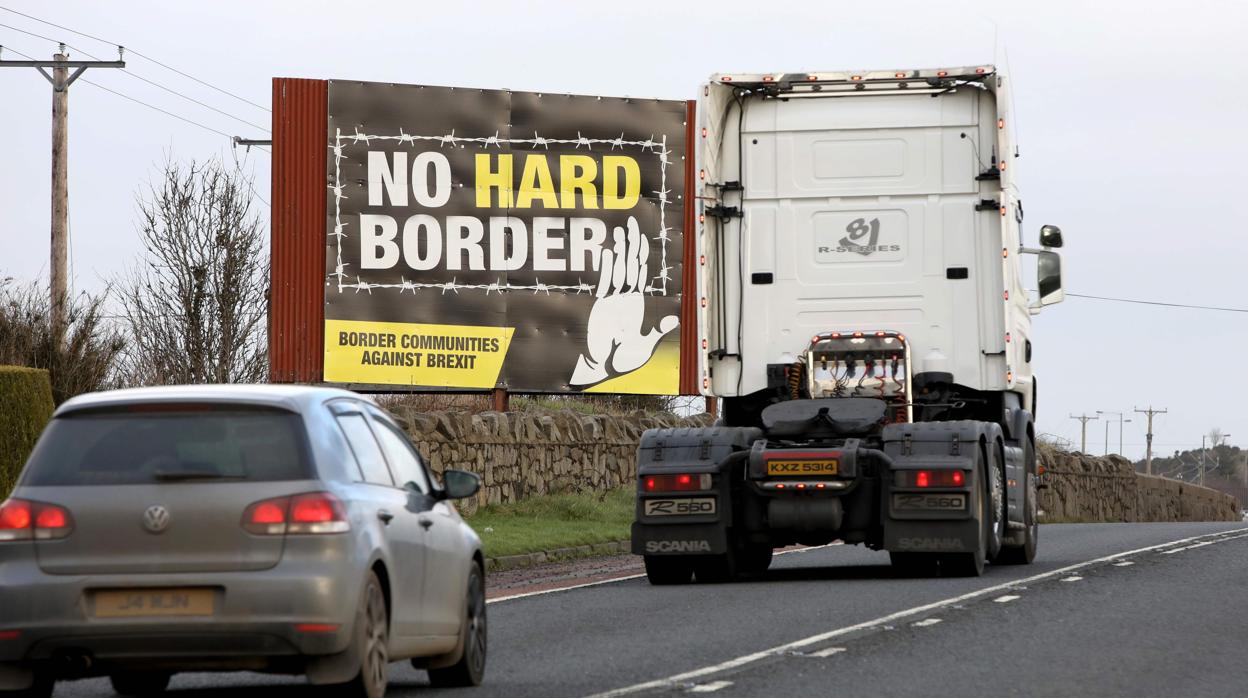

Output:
xmin=632 ymin=522 xmax=728 ymax=556
xmin=879 ymin=420 xmax=1002 ymax=554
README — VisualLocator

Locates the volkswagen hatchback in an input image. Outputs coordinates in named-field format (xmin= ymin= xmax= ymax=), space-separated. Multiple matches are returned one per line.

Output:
xmin=0 ymin=385 xmax=486 ymax=697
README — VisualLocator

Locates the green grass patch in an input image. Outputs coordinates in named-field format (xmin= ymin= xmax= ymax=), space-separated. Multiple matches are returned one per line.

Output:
xmin=464 ymin=487 xmax=635 ymax=558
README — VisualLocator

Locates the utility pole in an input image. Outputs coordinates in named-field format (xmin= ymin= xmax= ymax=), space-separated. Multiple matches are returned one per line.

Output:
xmin=0 ymin=45 xmax=124 ymax=344
xmin=1134 ymin=406 xmax=1168 ymax=475
xmin=1200 ymin=435 xmax=1206 ymax=487
xmin=1069 ymin=413 xmax=1099 ymax=453
xmin=1097 ymin=410 xmax=1126 ymax=456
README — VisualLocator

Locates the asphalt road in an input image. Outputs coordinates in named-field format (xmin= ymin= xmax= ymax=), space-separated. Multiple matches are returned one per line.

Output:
xmin=54 ymin=522 xmax=1248 ymax=697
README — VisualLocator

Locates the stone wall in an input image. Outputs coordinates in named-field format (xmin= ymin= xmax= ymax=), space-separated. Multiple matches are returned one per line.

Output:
xmin=1038 ymin=445 xmax=1239 ymax=523
xmin=390 ymin=408 xmax=712 ymax=512
xmin=390 ymin=409 xmax=1239 ymax=523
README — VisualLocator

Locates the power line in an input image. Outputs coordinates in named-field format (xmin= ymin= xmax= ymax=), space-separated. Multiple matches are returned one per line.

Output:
xmin=0 ymin=21 xmax=268 ymax=133
xmin=1068 ymin=293 xmax=1248 ymax=314
xmin=0 ymin=5 xmax=269 ymax=112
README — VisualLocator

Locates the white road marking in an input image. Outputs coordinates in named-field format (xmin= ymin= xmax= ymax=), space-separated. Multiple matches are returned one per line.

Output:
xmin=994 ymin=595 xmax=1020 ymax=603
xmin=688 ymin=681 xmax=733 ymax=693
xmin=912 ymin=618 xmax=943 ymax=627
xmin=1060 ymin=576 xmax=1083 ymax=582
xmin=585 ymin=527 xmax=1248 ymax=698
xmin=488 ymin=542 xmax=842 ymax=604
xmin=1113 ymin=561 xmax=1134 ymax=567
xmin=807 ymin=646 xmax=847 ymax=658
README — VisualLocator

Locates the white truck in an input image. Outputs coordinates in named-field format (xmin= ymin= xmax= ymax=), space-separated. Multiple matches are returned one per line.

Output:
xmin=632 ymin=66 xmax=1065 ymax=582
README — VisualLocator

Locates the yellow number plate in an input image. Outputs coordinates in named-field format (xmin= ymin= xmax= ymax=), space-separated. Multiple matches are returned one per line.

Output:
xmin=767 ymin=459 xmax=839 ymax=476
xmin=92 ymin=589 xmax=214 ymax=618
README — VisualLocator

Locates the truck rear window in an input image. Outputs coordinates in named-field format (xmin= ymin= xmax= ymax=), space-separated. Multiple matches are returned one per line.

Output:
xmin=21 ymin=407 xmax=312 ymax=486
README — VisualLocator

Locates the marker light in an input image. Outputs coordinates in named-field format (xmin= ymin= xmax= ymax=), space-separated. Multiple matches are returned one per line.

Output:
xmin=901 ymin=470 xmax=966 ymax=488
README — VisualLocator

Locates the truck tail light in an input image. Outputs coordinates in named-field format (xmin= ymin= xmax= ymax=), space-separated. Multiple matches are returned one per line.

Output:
xmin=899 ymin=470 xmax=966 ymax=488
xmin=0 ymin=499 xmax=73 ymax=542
xmin=243 ymin=493 xmax=349 ymax=535
xmin=643 ymin=474 xmax=712 ymax=493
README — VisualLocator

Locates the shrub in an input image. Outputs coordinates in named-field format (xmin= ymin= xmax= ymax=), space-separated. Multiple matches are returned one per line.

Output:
xmin=0 ymin=279 xmax=125 ymax=404
xmin=0 ymin=366 xmax=55 ymax=498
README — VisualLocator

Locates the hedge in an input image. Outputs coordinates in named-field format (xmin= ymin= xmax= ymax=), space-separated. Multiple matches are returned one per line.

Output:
xmin=0 ymin=366 xmax=54 ymax=498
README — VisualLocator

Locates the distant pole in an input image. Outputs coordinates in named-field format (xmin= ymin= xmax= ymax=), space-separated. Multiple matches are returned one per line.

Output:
xmin=706 ymin=396 xmax=719 ymax=418
xmin=1198 ymin=437 xmax=1208 ymax=486
xmin=491 ymin=388 xmax=509 ymax=412
xmin=1097 ymin=410 xmax=1124 ymax=456
xmin=1069 ymin=413 xmax=1099 ymax=453
xmin=1134 ymin=406 xmax=1168 ymax=475
xmin=0 ymin=46 xmax=124 ymax=345
xmin=1104 ymin=420 xmax=1110 ymax=456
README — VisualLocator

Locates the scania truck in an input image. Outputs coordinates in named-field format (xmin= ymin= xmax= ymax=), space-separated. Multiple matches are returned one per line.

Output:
xmin=632 ymin=66 xmax=1066 ymax=582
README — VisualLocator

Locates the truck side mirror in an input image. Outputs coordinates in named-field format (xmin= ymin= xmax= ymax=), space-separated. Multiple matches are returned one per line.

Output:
xmin=1037 ymin=251 xmax=1064 ymax=306
xmin=1039 ymin=224 xmax=1063 ymax=248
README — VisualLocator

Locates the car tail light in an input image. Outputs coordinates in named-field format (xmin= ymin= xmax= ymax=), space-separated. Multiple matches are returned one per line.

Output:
xmin=0 ymin=499 xmax=73 ymax=542
xmin=295 ymin=623 xmax=340 ymax=633
xmin=243 ymin=493 xmax=349 ymax=536
xmin=0 ymin=630 xmax=20 ymax=641
xmin=898 ymin=470 xmax=966 ymax=488
xmin=642 ymin=474 xmax=712 ymax=493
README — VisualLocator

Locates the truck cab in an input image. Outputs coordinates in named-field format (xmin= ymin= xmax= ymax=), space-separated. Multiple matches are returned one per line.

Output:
xmin=633 ymin=67 xmax=1065 ymax=583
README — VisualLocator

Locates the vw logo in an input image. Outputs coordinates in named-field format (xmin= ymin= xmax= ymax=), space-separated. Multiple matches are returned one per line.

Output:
xmin=142 ymin=505 xmax=171 ymax=534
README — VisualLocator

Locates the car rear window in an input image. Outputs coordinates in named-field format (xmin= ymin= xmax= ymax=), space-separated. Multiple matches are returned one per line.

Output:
xmin=21 ymin=406 xmax=312 ymax=486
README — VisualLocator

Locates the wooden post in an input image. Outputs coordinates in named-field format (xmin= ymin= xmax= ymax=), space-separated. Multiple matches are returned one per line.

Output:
xmin=50 ymin=52 xmax=69 ymax=345
xmin=491 ymin=388 xmax=509 ymax=412
xmin=705 ymin=396 xmax=718 ymax=418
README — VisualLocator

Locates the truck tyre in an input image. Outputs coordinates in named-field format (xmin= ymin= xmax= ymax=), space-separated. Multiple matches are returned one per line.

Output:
xmin=737 ymin=543 xmax=773 ymax=577
xmin=644 ymin=555 xmax=694 ymax=585
xmin=890 ymin=552 xmax=940 ymax=577
xmin=985 ymin=442 xmax=1006 ymax=563
xmin=941 ymin=447 xmax=989 ymax=577
xmin=996 ymin=438 xmax=1039 ymax=565
xmin=693 ymin=553 xmax=736 ymax=584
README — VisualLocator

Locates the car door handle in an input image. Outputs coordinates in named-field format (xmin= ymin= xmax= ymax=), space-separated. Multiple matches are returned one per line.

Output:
xmin=377 ymin=510 xmax=394 ymax=525
xmin=418 ymin=516 xmax=434 ymax=530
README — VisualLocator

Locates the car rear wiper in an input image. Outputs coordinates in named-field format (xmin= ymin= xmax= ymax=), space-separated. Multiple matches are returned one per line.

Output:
xmin=153 ymin=471 xmax=246 ymax=482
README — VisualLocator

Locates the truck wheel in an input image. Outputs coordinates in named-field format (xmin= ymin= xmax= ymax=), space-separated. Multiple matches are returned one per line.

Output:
xmin=644 ymin=555 xmax=694 ymax=585
xmin=996 ymin=439 xmax=1039 ymax=565
xmin=941 ymin=448 xmax=989 ymax=577
xmin=890 ymin=552 xmax=940 ymax=577
xmin=985 ymin=443 xmax=1006 ymax=562
xmin=693 ymin=553 xmax=736 ymax=584
xmin=737 ymin=543 xmax=773 ymax=577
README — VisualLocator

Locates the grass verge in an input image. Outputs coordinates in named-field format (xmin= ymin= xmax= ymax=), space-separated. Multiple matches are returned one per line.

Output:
xmin=464 ymin=487 xmax=635 ymax=559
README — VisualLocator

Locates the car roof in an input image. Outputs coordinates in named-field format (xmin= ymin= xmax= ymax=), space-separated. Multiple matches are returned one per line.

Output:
xmin=55 ymin=384 xmax=371 ymax=417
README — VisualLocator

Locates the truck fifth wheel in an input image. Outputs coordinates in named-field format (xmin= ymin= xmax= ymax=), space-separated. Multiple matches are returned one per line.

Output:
xmin=632 ymin=66 xmax=1066 ymax=583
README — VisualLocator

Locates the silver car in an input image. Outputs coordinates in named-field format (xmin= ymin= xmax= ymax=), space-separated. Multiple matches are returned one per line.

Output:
xmin=0 ymin=385 xmax=486 ymax=697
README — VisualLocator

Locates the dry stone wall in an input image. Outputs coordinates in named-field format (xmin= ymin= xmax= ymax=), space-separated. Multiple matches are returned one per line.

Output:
xmin=391 ymin=408 xmax=713 ymax=512
xmin=392 ymin=409 xmax=1238 ymax=523
xmin=1038 ymin=445 xmax=1239 ymax=523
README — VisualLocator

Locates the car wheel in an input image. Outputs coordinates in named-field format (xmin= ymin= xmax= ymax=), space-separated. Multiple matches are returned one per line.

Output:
xmin=333 ymin=570 xmax=389 ymax=698
xmin=1 ymin=670 xmax=52 ymax=698
xmin=109 ymin=672 xmax=171 ymax=696
xmin=643 ymin=555 xmax=694 ymax=585
xmin=428 ymin=560 xmax=487 ymax=688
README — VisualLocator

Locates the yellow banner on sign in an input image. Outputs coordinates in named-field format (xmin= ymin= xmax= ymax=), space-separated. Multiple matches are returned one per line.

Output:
xmin=324 ymin=319 xmax=514 ymax=388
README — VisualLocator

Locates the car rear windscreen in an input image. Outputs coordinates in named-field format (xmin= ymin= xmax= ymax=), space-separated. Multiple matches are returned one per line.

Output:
xmin=21 ymin=405 xmax=312 ymax=486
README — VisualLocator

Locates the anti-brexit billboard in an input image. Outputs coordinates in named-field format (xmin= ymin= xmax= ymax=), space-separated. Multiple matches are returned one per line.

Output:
xmin=321 ymin=81 xmax=687 ymax=394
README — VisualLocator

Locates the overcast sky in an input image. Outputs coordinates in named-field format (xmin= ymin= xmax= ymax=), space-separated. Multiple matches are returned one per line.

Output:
xmin=2 ymin=0 xmax=1246 ymax=459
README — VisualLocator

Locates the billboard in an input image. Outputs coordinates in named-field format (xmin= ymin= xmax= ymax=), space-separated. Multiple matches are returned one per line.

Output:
xmin=321 ymin=81 xmax=687 ymax=394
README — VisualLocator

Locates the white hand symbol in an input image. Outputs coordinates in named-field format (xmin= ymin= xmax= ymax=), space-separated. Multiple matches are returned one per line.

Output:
xmin=570 ymin=216 xmax=679 ymax=387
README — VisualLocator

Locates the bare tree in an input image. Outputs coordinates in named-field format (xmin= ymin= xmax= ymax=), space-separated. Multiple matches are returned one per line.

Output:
xmin=117 ymin=158 xmax=267 ymax=385
xmin=1209 ymin=428 xmax=1227 ymax=448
